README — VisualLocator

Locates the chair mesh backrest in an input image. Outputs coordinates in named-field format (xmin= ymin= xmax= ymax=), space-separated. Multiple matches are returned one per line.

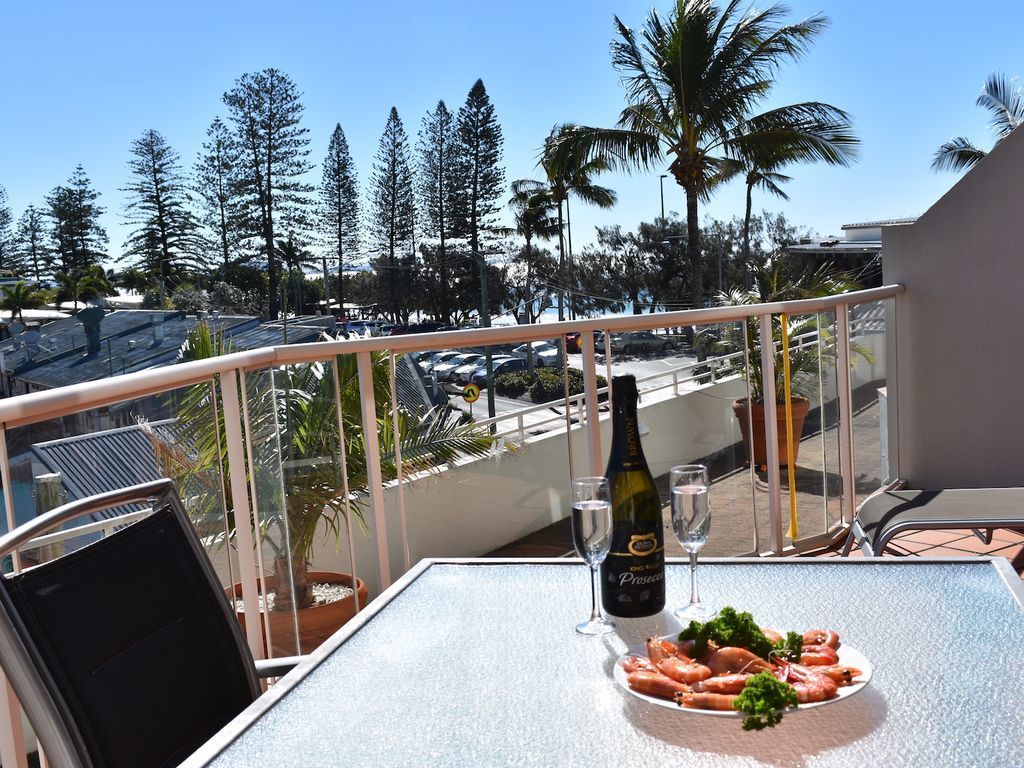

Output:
xmin=0 ymin=505 xmax=258 ymax=768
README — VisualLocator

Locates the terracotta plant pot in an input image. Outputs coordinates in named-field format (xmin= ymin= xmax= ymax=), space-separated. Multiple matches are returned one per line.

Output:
xmin=732 ymin=397 xmax=811 ymax=468
xmin=228 ymin=570 xmax=368 ymax=656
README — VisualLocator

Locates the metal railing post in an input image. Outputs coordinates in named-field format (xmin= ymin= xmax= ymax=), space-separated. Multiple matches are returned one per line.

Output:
xmin=0 ymin=425 xmax=33 ymax=768
xmin=219 ymin=369 xmax=265 ymax=660
xmin=835 ymin=304 xmax=857 ymax=525
xmin=357 ymin=351 xmax=392 ymax=590
xmin=580 ymin=330 xmax=603 ymax=475
xmin=759 ymin=314 xmax=783 ymax=554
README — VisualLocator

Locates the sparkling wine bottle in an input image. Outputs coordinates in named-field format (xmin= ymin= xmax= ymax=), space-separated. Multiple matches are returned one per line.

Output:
xmin=600 ymin=374 xmax=665 ymax=617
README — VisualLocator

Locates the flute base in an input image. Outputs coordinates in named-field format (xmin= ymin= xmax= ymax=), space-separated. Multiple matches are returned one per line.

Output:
xmin=575 ymin=616 xmax=617 ymax=635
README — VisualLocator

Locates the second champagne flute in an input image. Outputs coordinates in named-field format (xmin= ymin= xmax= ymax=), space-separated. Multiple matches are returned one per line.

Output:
xmin=670 ymin=464 xmax=714 ymax=621
xmin=571 ymin=477 xmax=616 ymax=635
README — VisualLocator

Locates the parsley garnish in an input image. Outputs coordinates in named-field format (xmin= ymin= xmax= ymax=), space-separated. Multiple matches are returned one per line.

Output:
xmin=734 ymin=671 xmax=799 ymax=730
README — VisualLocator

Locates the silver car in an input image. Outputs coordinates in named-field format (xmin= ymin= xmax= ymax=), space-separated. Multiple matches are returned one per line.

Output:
xmin=435 ymin=353 xmax=483 ymax=382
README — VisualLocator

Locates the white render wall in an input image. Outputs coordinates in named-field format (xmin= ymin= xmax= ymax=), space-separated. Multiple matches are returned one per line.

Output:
xmin=883 ymin=127 xmax=1024 ymax=488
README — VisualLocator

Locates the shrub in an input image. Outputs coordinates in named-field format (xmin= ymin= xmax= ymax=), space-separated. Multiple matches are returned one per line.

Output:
xmin=494 ymin=371 xmax=532 ymax=399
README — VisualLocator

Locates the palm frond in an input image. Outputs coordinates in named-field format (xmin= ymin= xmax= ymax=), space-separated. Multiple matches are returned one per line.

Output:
xmin=931 ymin=137 xmax=986 ymax=173
xmin=977 ymin=72 xmax=1024 ymax=140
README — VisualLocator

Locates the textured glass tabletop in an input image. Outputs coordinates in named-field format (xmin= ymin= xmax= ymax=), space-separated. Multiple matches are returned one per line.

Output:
xmin=194 ymin=560 xmax=1024 ymax=767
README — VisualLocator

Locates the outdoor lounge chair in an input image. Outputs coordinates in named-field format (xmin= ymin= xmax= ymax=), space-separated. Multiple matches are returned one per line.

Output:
xmin=842 ymin=487 xmax=1024 ymax=562
xmin=0 ymin=479 xmax=300 ymax=768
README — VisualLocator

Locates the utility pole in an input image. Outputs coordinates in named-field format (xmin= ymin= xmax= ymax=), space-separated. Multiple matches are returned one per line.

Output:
xmin=659 ymin=174 xmax=667 ymax=221
xmin=478 ymin=247 xmax=496 ymax=428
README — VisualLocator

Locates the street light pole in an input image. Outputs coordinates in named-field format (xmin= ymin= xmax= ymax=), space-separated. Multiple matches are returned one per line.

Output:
xmin=659 ymin=174 xmax=667 ymax=221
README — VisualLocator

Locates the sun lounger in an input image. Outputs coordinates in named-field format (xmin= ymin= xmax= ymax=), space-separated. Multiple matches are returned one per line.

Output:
xmin=843 ymin=487 xmax=1024 ymax=558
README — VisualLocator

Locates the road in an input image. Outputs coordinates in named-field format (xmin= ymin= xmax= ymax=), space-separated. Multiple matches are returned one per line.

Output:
xmin=447 ymin=348 xmax=701 ymax=433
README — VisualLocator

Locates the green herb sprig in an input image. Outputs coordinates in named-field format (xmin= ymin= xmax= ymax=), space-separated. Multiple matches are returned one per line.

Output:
xmin=678 ymin=606 xmax=775 ymax=658
xmin=733 ymin=671 xmax=799 ymax=730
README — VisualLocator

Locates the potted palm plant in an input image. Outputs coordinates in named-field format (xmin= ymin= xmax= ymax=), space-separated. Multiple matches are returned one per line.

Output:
xmin=718 ymin=261 xmax=866 ymax=467
xmin=152 ymin=324 xmax=495 ymax=654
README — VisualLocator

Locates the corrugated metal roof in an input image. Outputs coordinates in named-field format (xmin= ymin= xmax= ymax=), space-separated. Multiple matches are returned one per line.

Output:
xmin=840 ymin=218 xmax=917 ymax=229
xmin=30 ymin=421 xmax=178 ymax=519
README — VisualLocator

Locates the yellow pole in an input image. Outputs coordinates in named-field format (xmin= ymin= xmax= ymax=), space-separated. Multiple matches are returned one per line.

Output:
xmin=780 ymin=314 xmax=798 ymax=539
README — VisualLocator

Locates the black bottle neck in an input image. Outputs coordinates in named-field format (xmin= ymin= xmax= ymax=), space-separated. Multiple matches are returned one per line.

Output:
xmin=609 ymin=378 xmax=647 ymax=471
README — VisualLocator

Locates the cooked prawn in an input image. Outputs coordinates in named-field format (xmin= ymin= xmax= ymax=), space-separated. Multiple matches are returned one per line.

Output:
xmin=760 ymin=627 xmax=783 ymax=644
xmin=783 ymin=663 xmax=838 ymax=703
xmin=678 ymin=692 xmax=739 ymax=711
xmin=620 ymin=655 xmax=657 ymax=674
xmin=626 ymin=670 xmax=690 ymax=701
xmin=803 ymin=629 xmax=841 ymax=650
xmin=646 ymin=637 xmax=686 ymax=664
xmin=817 ymin=665 xmax=863 ymax=686
xmin=691 ymin=673 xmax=751 ymax=694
xmin=800 ymin=644 xmax=840 ymax=666
xmin=706 ymin=647 xmax=773 ymax=676
xmin=656 ymin=656 xmax=713 ymax=684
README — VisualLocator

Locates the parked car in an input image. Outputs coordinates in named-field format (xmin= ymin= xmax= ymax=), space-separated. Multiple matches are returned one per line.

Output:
xmin=470 ymin=356 xmax=528 ymax=387
xmin=420 ymin=350 xmax=461 ymax=373
xmin=512 ymin=341 xmax=563 ymax=368
xmin=596 ymin=330 xmax=676 ymax=355
xmin=455 ymin=355 xmax=512 ymax=384
xmin=435 ymin=353 xmax=483 ymax=382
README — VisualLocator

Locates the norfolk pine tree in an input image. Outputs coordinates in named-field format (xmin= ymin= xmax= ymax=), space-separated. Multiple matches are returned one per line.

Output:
xmin=194 ymin=117 xmax=244 ymax=273
xmin=121 ymin=129 xmax=202 ymax=294
xmin=0 ymin=186 xmax=13 ymax=273
xmin=454 ymin=79 xmax=505 ymax=326
xmin=370 ymin=107 xmax=416 ymax=322
xmin=417 ymin=100 xmax=462 ymax=323
xmin=14 ymin=205 xmax=49 ymax=281
xmin=223 ymin=68 xmax=313 ymax=319
xmin=46 ymin=165 xmax=108 ymax=278
xmin=319 ymin=124 xmax=359 ymax=311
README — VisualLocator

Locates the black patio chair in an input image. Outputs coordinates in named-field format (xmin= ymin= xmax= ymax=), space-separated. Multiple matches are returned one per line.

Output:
xmin=843 ymin=487 xmax=1024 ymax=565
xmin=0 ymin=479 xmax=300 ymax=768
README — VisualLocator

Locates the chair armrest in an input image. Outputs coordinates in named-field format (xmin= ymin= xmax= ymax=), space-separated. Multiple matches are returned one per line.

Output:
xmin=254 ymin=656 xmax=306 ymax=679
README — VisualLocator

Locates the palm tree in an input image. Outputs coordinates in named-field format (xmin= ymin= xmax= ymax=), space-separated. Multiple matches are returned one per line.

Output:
xmin=932 ymin=73 xmax=1024 ymax=172
xmin=152 ymin=323 xmax=496 ymax=612
xmin=55 ymin=265 xmax=114 ymax=311
xmin=0 ymin=282 xmax=48 ymax=320
xmin=513 ymin=125 xmax=616 ymax=320
xmin=556 ymin=0 xmax=856 ymax=309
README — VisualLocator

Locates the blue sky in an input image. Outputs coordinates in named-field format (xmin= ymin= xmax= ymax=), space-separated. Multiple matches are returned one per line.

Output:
xmin=2 ymin=0 xmax=1023 ymax=266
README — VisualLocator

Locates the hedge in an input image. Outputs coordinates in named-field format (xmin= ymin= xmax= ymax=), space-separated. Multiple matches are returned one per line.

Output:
xmin=494 ymin=368 xmax=608 ymax=403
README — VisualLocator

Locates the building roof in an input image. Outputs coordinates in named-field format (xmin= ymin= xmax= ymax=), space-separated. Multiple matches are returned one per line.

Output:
xmin=30 ymin=421 xmax=178 ymax=519
xmin=840 ymin=218 xmax=918 ymax=230
xmin=9 ymin=311 xmax=257 ymax=389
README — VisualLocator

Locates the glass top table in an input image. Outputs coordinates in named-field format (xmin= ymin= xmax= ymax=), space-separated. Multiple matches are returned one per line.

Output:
xmin=184 ymin=558 xmax=1024 ymax=767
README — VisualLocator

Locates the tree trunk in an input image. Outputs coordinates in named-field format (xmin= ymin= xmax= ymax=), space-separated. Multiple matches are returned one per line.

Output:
xmin=556 ymin=202 xmax=566 ymax=321
xmin=272 ymin=555 xmax=314 ymax=612
xmin=565 ymin=196 xmax=574 ymax=320
xmin=686 ymin=184 xmax=702 ymax=309
xmin=742 ymin=181 xmax=753 ymax=266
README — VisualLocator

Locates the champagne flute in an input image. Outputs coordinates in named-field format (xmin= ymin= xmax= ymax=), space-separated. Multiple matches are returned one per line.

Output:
xmin=571 ymin=477 xmax=616 ymax=635
xmin=670 ymin=464 xmax=714 ymax=621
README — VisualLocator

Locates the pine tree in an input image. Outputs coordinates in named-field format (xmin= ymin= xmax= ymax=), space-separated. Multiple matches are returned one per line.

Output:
xmin=193 ymin=117 xmax=244 ymax=273
xmin=46 ymin=165 xmax=108 ymax=277
xmin=121 ymin=129 xmax=201 ymax=291
xmin=370 ymin=107 xmax=416 ymax=322
xmin=417 ymin=101 xmax=464 ymax=323
xmin=13 ymin=205 xmax=49 ymax=281
xmin=0 ymin=186 xmax=12 ymax=273
xmin=319 ymin=124 xmax=359 ymax=310
xmin=223 ymin=68 xmax=313 ymax=319
xmin=454 ymin=79 xmax=505 ymax=325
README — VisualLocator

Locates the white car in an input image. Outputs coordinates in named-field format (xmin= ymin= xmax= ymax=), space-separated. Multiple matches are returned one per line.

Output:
xmin=435 ymin=353 xmax=483 ymax=382
xmin=512 ymin=341 xmax=563 ymax=368
xmin=456 ymin=355 xmax=514 ymax=384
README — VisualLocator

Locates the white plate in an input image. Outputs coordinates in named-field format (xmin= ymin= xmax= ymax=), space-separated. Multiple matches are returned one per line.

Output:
xmin=614 ymin=635 xmax=873 ymax=716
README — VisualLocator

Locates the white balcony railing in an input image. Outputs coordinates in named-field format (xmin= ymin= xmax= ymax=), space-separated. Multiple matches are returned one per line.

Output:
xmin=0 ymin=284 xmax=901 ymax=766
